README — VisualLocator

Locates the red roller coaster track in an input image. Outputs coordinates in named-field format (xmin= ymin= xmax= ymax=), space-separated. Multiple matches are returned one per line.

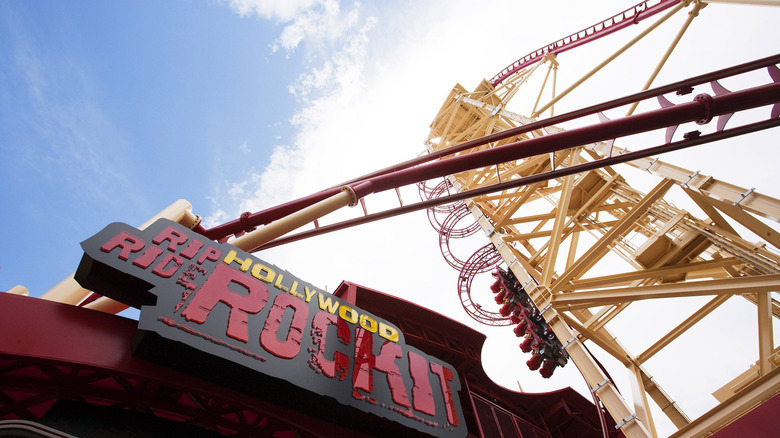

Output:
xmin=201 ymin=55 xmax=780 ymax=252
xmin=488 ymin=0 xmax=680 ymax=86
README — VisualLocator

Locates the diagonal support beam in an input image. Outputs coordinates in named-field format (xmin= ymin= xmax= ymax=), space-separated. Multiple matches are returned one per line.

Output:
xmin=549 ymin=178 xmax=676 ymax=294
xmin=553 ymin=274 xmax=780 ymax=310
xmin=570 ymin=258 xmax=742 ymax=290
xmin=541 ymin=149 xmax=581 ymax=286
xmin=637 ymin=295 xmax=731 ymax=364
xmin=707 ymin=196 xmax=780 ymax=251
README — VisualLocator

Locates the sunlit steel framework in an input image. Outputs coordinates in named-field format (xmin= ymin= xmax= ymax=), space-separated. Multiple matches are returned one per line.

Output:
xmin=418 ymin=2 xmax=780 ymax=437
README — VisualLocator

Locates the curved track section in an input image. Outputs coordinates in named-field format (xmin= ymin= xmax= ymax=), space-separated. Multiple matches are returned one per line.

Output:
xmin=438 ymin=203 xmax=481 ymax=270
xmin=489 ymin=0 xmax=679 ymax=86
xmin=419 ymin=179 xmax=459 ymax=234
xmin=456 ymin=243 xmax=509 ymax=326
xmin=419 ymin=179 xmax=482 ymax=270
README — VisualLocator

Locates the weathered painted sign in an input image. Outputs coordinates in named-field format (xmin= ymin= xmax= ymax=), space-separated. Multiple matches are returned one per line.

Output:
xmin=75 ymin=219 xmax=466 ymax=437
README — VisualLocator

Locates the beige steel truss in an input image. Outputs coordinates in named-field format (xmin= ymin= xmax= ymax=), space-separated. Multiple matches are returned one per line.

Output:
xmin=423 ymin=2 xmax=780 ymax=437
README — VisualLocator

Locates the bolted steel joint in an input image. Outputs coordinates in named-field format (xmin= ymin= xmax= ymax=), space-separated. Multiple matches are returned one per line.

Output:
xmin=694 ymin=93 xmax=713 ymax=125
xmin=341 ymin=186 xmax=359 ymax=207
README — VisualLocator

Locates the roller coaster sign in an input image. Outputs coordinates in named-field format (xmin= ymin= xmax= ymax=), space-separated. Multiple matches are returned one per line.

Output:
xmin=75 ymin=219 xmax=465 ymax=438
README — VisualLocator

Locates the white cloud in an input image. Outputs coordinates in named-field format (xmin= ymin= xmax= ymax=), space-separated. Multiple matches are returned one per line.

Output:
xmin=227 ymin=0 xmax=360 ymax=55
xmin=202 ymin=206 xmax=230 ymax=229
xmin=238 ymin=144 xmax=306 ymax=213
xmin=212 ymin=1 xmax=378 ymax=220
xmin=277 ymin=0 xmax=358 ymax=52
xmin=288 ymin=60 xmax=334 ymax=99
xmin=289 ymin=14 xmax=375 ymax=99
xmin=227 ymin=0 xmax=318 ymax=22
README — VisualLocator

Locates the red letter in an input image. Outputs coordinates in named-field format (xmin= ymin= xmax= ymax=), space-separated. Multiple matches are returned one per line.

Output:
xmin=310 ymin=312 xmax=350 ymax=380
xmin=353 ymin=328 xmax=410 ymax=407
xmin=179 ymin=239 xmax=204 ymax=259
xmin=181 ymin=263 xmax=269 ymax=343
xmin=352 ymin=328 xmax=375 ymax=398
xmin=376 ymin=341 xmax=411 ymax=407
xmin=260 ymin=293 xmax=309 ymax=359
xmin=408 ymin=351 xmax=435 ymax=416
xmin=132 ymin=246 xmax=163 ymax=269
xmin=152 ymin=226 xmax=188 ymax=252
xmin=197 ymin=247 xmax=220 ymax=265
xmin=152 ymin=253 xmax=183 ymax=278
xmin=100 ymin=231 xmax=144 ymax=261
xmin=430 ymin=362 xmax=459 ymax=426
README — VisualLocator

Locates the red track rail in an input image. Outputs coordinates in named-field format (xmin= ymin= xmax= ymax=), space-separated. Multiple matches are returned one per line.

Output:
xmin=202 ymin=55 xmax=780 ymax=247
xmin=489 ymin=0 xmax=680 ymax=86
xmin=351 ymin=82 xmax=780 ymax=196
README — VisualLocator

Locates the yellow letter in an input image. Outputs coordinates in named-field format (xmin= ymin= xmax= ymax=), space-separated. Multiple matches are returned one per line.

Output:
xmin=317 ymin=294 xmax=340 ymax=314
xmin=304 ymin=287 xmax=317 ymax=303
xmin=379 ymin=322 xmax=399 ymax=343
xmin=339 ymin=305 xmax=358 ymax=324
xmin=288 ymin=281 xmax=303 ymax=299
xmin=251 ymin=263 xmax=275 ymax=283
xmin=274 ymin=273 xmax=290 ymax=292
xmin=223 ymin=250 xmax=252 ymax=272
xmin=359 ymin=314 xmax=378 ymax=333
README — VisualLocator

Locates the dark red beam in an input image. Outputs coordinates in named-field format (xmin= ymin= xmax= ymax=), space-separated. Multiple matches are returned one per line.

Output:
xmin=354 ymin=81 xmax=780 ymax=197
xmin=256 ymin=117 xmax=780 ymax=250
xmin=338 ymin=54 xmax=780 ymax=189
xmin=203 ymin=188 xmax=344 ymax=240
xmin=202 ymin=55 xmax=780 ymax=243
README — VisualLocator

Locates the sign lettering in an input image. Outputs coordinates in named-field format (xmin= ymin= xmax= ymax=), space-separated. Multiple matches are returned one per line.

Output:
xmin=75 ymin=219 xmax=466 ymax=437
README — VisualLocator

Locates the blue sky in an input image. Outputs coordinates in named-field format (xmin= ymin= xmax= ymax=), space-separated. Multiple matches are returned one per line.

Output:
xmin=0 ymin=0 xmax=437 ymax=297
xmin=0 ymin=1 xmax=302 ymax=295
xmin=1 ymin=1 xmax=780 ymax=434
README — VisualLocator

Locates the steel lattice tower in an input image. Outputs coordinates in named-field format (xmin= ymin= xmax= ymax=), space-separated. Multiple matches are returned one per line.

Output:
xmin=419 ymin=1 xmax=780 ymax=437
